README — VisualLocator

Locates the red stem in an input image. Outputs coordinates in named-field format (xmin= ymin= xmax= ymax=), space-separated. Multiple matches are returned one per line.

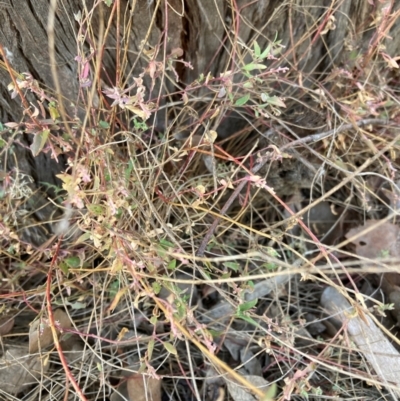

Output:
xmin=46 ymin=238 xmax=88 ymax=401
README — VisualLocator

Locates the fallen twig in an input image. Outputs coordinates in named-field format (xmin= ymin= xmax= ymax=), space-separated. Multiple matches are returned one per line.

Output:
xmin=281 ymin=118 xmax=392 ymax=150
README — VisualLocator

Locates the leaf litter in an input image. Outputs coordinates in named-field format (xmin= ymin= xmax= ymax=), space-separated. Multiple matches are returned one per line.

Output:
xmin=0 ymin=346 xmax=49 ymax=395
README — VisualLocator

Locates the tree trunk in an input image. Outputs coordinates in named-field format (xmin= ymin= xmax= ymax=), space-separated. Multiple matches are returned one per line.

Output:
xmin=0 ymin=0 xmax=399 ymax=244
xmin=2 ymin=1 xmax=398 ymax=120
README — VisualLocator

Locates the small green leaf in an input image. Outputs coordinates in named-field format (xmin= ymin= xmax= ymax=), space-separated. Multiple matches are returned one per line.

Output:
xmin=238 ymin=298 xmax=258 ymax=312
xmin=380 ymin=249 xmax=390 ymax=258
xmin=260 ymin=43 xmax=272 ymax=60
xmin=207 ymin=329 xmax=224 ymax=337
xmin=242 ymin=71 xmax=252 ymax=79
xmin=152 ymin=282 xmax=161 ymax=294
xmin=272 ymin=39 xmax=283 ymax=56
xmin=246 ymin=280 xmax=255 ymax=290
xmin=48 ymin=102 xmax=60 ymax=120
xmin=262 ymin=262 xmax=278 ymax=272
xmin=125 ymin=159 xmax=134 ymax=181
xmin=132 ymin=118 xmax=148 ymax=130
xmin=312 ymin=386 xmax=323 ymax=396
xmin=64 ymin=256 xmax=81 ymax=268
xmin=69 ymin=301 xmax=86 ymax=309
xmin=235 ymin=311 xmax=259 ymax=326
xmin=265 ymin=247 xmax=280 ymax=257
xmin=76 ymin=232 xmax=91 ymax=244
xmin=163 ymin=342 xmax=178 ymax=355
xmin=242 ymin=63 xmax=267 ymax=71
xmin=253 ymin=41 xmax=261 ymax=57
xmin=150 ymin=315 xmax=158 ymax=325
xmin=235 ymin=93 xmax=251 ymax=106
xmin=261 ymin=93 xmax=286 ymax=108
xmin=108 ymin=280 xmax=120 ymax=297
xmin=156 ymin=247 xmax=167 ymax=258
xmin=159 ymin=239 xmax=174 ymax=248
xmin=223 ymin=262 xmax=240 ymax=272
xmin=88 ymin=204 xmax=105 ymax=215
xmin=99 ymin=120 xmax=110 ymax=129
xmin=349 ymin=50 xmax=359 ymax=60
xmin=261 ymin=383 xmax=277 ymax=401
xmin=30 ymin=129 xmax=50 ymax=156
xmin=59 ymin=262 xmax=69 ymax=275
xmin=147 ymin=339 xmax=155 ymax=360
xmin=168 ymin=259 xmax=177 ymax=270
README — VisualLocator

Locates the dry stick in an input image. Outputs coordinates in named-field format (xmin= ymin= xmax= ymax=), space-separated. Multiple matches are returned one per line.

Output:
xmin=280 ymin=118 xmax=392 ymax=150
xmin=321 ymin=286 xmax=400 ymax=398
xmin=196 ymin=118 xmax=392 ymax=257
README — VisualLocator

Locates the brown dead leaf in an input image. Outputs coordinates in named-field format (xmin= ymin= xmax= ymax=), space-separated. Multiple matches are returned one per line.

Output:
xmin=29 ymin=309 xmax=72 ymax=354
xmin=111 ymin=381 xmax=130 ymax=401
xmin=127 ymin=374 xmax=161 ymax=401
xmin=0 ymin=346 xmax=49 ymax=395
xmin=0 ymin=314 xmax=14 ymax=336
xmin=347 ymin=220 xmax=400 ymax=302
xmin=345 ymin=220 xmax=400 ymax=259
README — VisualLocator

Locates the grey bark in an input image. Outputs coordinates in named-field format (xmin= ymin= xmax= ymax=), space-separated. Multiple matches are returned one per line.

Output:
xmin=1 ymin=1 xmax=399 ymax=122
